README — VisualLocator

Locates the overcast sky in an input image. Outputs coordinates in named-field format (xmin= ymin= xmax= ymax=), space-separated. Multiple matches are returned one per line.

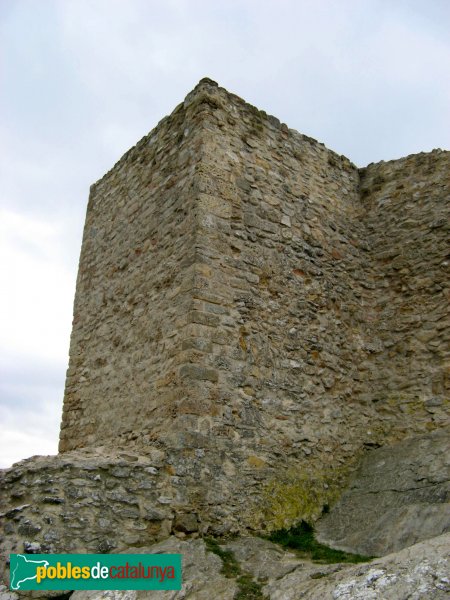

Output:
xmin=1 ymin=0 xmax=449 ymax=468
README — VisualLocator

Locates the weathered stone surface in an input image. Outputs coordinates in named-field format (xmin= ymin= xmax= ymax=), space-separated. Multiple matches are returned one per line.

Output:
xmin=0 ymin=451 xmax=176 ymax=586
xmin=0 ymin=586 xmax=18 ymax=600
xmin=71 ymin=538 xmax=237 ymax=600
xmin=264 ymin=533 xmax=450 ymax=599
xmin=0 ymin=587 xmax=70 ymax=600
xmin=1 ymin=79 xmax=449 ymax=598
xmin=2 ymin=431 xmax=449 ymax=593
xmin=54 ymin=77 xmax=449 ymax=533
xmin=222 ymin=536 xmax=348 ymax=587
xmin=224 ymin=536 xmax=303 ymax=581
xmin=4 ymin=534 xmax=448 ymax=600
xmin=316 ymin=427 xmax=450 ymax=556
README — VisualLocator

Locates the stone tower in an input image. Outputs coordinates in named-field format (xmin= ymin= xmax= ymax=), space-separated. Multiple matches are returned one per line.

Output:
xmin=1 ymin=81 xmax=448 ymax=580
xmin=58 ymin=77 xmax=449 ymax=530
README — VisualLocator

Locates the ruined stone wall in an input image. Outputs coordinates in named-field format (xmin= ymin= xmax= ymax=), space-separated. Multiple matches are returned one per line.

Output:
xmin=0 ymin=451 xmax=173 ymax=560
xmin=1 ymin=79 xmax=449 ymax=592
xmin=57 ymin=79 xmax=449 ymax=531
xmin=57 ymin=81 xmax=374 ymax=526
xmin=359 ymin=151 xmax=450 ymax=436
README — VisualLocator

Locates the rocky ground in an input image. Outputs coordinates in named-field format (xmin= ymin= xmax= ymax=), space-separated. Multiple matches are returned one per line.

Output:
xmin=1 ymin=533 xmax=449 ymax=599
xmin=2 ymin=429 xmax=449 ymax=599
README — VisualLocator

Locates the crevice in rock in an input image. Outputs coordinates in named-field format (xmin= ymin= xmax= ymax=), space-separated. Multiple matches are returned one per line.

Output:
xmin=204 ymin=537 xmax=268 ymax=599
xmin=354 ymin=480 xmax=450 ymax=495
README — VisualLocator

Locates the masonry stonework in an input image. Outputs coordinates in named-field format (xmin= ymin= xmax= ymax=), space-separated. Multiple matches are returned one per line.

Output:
xmin=1 ymin=80 xmax=448 ymax=573
xmin=58 ymin=78 xmax=449 ymax=527
xmin=360 ymin=153 xmax=449 ymax=426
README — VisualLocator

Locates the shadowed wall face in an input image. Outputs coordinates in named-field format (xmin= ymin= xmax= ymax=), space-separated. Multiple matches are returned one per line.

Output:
xmin=59 ymin=95 xmax=206 ymax=451
xmin=359 ymin=153 xmax=450 ymax=431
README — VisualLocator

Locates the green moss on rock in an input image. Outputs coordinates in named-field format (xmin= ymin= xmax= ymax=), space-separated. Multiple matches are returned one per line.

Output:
xmin=255 ymin=466 xmax=350 ymax=531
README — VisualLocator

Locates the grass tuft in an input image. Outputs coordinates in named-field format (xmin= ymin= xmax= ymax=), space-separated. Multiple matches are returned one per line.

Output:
xmin=204 ymin=537 xmax=267 ymax=599
xmin=235 ymin=573 xmax=266 ymax=599
xmin=204 ymin=537 xmax=240 ymax=578
xmin=266 ymin=521 xmax=372 ymax=564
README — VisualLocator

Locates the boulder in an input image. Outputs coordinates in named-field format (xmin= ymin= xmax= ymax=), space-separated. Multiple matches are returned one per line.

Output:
xmin=316 ymin=427 xmax=450 ymax=556
xmin=264 ymin=532 xmax=450 ymax=600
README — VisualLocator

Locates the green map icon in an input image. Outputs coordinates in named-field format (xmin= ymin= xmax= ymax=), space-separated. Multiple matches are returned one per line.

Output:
xmin=10 ymin=555 xmax=49 ymax=590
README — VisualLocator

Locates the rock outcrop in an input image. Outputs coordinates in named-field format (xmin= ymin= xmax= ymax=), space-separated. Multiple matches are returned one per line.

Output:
xmin=264 ymin=533 xmax=450 ymax=600
xmin=316 ymin=427 xmax=450 ymax=556
xmin=2 ymin=430 xmax=449 ymax=597
xmin=2 ymin=534 xmax=449 ymax=599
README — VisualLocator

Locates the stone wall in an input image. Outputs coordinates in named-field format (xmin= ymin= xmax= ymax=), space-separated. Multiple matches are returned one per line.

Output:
xmin=60 ymin=92 xmax=208 ymax=450
xmin=0 ymin=451 xmax=172 ymax=559
xmin=0 ymin=449 xmax=183 ymax=586
xmin=359 ymin=151 xmax=449 ymax=437
xmin=1 ymin=430 xmax=449 ymax=593
xmin=57 ymin=78 xmax=449 ymax=530
xmin=1 ymin=78 xmax=449 ymax=595
xmin=180 ymin=81 xmax=379 ymax=505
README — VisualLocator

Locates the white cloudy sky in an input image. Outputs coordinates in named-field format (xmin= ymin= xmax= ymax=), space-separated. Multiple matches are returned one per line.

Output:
xmin=1 ymin=0 xmax=449 ymax=468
